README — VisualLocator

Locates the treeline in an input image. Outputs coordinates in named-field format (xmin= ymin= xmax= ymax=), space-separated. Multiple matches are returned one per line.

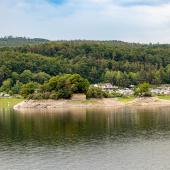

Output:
xmin=0 ymin=70 xmax=51 ymax=95
xmin=0 ymin=40 xmax=170 ymax=96
xmin=0 ymin=73 xmax=90 ymax=98
xmin=0 ymin=36 xmax=48 ymax=47
xmin=25 ymin=74 xmax=90 ymax=99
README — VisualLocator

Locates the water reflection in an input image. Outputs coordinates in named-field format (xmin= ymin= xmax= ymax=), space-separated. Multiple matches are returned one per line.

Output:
xmin=0 ymin=106 xmax=170 ymax=145
xmin=1 ymin=107 xmax=170 ymax=169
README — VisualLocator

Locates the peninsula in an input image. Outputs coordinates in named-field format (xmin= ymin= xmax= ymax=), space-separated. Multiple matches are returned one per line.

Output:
xmin=14 ymin=97 xmax=170 ymax=111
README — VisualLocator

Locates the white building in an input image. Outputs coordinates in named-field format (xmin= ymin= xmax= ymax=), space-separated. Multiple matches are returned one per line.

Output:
xmin=117 ymin=88 xmax=134 ymax=96
xmin=151 ymin=88 xmax=170 ymax=95
xmin=93 ymin=83 xmax=117 ymax=92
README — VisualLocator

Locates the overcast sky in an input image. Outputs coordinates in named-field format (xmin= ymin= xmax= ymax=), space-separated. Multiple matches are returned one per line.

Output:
xmin=1 ymin=0 xmax=170 ymax=43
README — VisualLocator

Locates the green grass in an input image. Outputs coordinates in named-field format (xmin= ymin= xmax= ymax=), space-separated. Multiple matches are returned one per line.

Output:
xmin=0 ymin=98 xmax=23 ymax=109
xmin=116 ymin=96 xmax=135 ymax=103
xmin=157 ymin=95 xmax=170 ymax=100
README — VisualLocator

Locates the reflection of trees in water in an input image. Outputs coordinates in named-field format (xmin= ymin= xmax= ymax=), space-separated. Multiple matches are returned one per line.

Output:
xmin=0 ymin=107 xmax=170 ymax=144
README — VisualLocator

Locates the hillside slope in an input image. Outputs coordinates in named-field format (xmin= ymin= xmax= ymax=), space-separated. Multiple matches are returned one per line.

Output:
xmin=0 ymin=39 xmax=170 ymax=86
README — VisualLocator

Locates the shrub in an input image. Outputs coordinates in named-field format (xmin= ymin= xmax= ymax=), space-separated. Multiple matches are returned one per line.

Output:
xmin=42 ymin=92 xmax=51 ymax=99
xmin=21 ymin=82 xmax=38 ymax=98
xmin=42 ymin=74 xmax=89 ymax=99
xmin=86 ymin=87 xmax=107 ymax=99
xmin=28 ymin=93 xmax=43 ymax=100
xmin=134 ymin=82 xmax=152 ymax=97
xmin=49 ymin=92 xmax=59 ymax=99
xmin=57 ymin=89 xmax=73 ymax=99
xmin=108 ymin=92 xmax=124 ymax=98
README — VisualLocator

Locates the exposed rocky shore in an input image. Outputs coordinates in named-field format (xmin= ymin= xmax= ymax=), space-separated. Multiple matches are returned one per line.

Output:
xmin=13 ymin=97 xmax=170 ymax=111
xmin=14 ymin=98 xmax=125 ymax=110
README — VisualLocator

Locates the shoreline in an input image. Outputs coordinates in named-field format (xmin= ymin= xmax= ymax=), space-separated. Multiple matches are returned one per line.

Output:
xmin=13 ymin=97 xmax=170 ymax=111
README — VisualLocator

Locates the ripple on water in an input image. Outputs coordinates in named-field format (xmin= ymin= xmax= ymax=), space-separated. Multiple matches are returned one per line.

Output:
xmin=0 ymin=107 xmax=170 ymax=169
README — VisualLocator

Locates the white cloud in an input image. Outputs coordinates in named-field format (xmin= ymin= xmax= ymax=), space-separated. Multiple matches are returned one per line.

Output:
xmin=0 ymin=0 xmax=170 ymax=43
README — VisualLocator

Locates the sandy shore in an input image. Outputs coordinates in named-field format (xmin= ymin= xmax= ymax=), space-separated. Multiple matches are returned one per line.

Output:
xmin=13 ymin=97 xmax=170 ymax=111
xmin=127 ymin=97 xmax=170 ymax=107
xmin=14 ymin=98 xmax=125 ymax=110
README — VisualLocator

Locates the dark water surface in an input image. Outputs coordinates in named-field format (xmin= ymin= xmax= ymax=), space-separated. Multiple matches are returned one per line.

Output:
xmin=1 ymin=107 xmax=170 ymax=170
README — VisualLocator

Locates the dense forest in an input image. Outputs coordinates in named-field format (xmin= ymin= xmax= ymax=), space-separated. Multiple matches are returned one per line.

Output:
xmin=0 ymin=37 xmax=170 ymax=96
xmin=0 ymin=36 xmax=48 ymax=47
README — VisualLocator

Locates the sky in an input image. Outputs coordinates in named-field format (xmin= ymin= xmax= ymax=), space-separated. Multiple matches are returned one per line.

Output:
xmin=1 ymin=0 xmax=170 ymax=43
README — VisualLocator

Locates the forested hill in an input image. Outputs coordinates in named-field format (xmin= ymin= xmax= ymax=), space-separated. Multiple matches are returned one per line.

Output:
xmin=0 ymin=36 xmax=49 ymax=47
xmin=0 ymin=40 xmax=170 ymax=87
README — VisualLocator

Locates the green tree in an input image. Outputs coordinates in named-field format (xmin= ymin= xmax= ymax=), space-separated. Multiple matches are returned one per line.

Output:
xmin=0 ymin=78 xmax=12 ymax=93
xmin=11 ymin=81 xmax=22 ymax=94
xmin=11 ymin=72 xmax=19 ymax=83
xmin=165 ymin=64 xmax=170 ymax=83
xmin=69 ymin=74 xmax=90 ymax=93
xmin=134 ymin=83 xmax=151 ymax=97
xmin=0 ymin=66 xmax=11 ymax=85
xmin=21 ymin=82 xmax=38 ymax=98
xmin=153 ymin=70 xmax=162 ymax=84
xmin=20 ymin=70 xmax=33 ymax=84
xmin=86 ymin=87 xmax=107 ymax=98
xmin=104 ymin=70 xmax=115 ymax=84
xmin=42 ymin=74 xmax=89 ymax=99
xmin=33 ymin=72 xmax=51 ymax=84
xmin=115 ymin=71 xmax=125 ymax=86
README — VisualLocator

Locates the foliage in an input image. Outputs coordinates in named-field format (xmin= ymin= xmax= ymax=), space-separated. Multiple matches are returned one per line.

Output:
xmin=86 ymin=87 xmax=108 ymax=98
xmin=1 ymin=40 xmax=170 ymax=96
xmin=42 ymin=74 xmax=89 ymax=99
xmin=157 ymin=95 xmax=170 ymax=100
xmin=108 ymin=92 xmax=124 ymax=98
xmin=33 ymin=72 xmax=51 ymax=84
xmin=11 ymin=81 xmax=23 ymax=94
xmin=116 ymin=96 xmax=135 ymax=103
xmin=20 ymin=70 xmax=33 ymax=84
xmin=134 ymin=83 xmax=152 ymax=97
xmin=0 ymin=36 xmax=48 ymax=47
xmin=0 ymin=78 xmax=12 ymax=93
xmin=21 ymin=82 xmax=38 ymax=98
xmin=26 ymin=74 xmax=89 ymax=99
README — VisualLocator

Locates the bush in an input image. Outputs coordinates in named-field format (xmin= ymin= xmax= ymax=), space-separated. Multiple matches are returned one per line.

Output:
xmin=57 ymin=89 xmax=73 ymax=99
xmin=11 ymin=81 xmax=22 ymax=94
xmin=49 ymin=92 xmax=59 ymax=99
xmin=86 ymin=87 xmax=107 ymax=99
xmin=42 ymin=74 xmax=89 ymax=99
xmin=28 ymin=93 xmax=43 ymax=100
xmin=21 ymin=82 xmax=38 ymax=98
xmin=134 ymin=82 xmax=152 ymax=97
xmin=42 ymin=92 xmax=51 ymax=99
xmin=69 ymin=74 xmax=90 ymax=93
xmin=143 ymin=91 xmax=152 ymax=97
xmin=108 ymin=92 xmax=124 ymax=98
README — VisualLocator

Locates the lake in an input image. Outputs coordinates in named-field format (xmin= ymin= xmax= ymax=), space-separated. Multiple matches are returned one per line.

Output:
xmin=1 ymin=105 xmax=170 ymax=170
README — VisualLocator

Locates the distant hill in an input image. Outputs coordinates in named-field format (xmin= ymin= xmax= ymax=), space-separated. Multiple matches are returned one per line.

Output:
xmin=0 ymin=36 xmax=49 ymax=47
xmin=0 ymin=38 xmax=170 ymax=87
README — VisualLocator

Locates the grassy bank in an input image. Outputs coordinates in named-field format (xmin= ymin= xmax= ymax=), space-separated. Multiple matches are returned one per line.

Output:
xmin=157 ymin=95 xmax=170 ymax=100
xmin=0 ymin=98 xmax=24 ymax=109
xmin=116 ymin=96 xmax=135 ymax=103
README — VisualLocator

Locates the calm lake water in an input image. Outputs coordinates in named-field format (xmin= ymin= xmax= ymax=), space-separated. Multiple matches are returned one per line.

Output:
xmin=1 ymin=106 xmax=170 ymax=170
